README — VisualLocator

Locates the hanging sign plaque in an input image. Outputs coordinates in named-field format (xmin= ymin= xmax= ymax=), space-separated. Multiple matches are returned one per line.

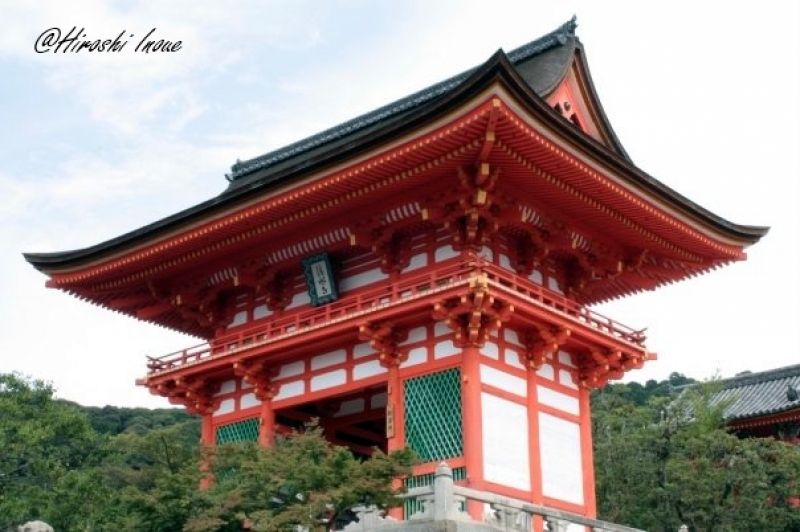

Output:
xmin=302 ymin=253 xmax=338 ymax=306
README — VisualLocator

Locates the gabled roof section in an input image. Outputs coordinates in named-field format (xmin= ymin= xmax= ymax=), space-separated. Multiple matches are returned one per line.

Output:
xmin=23 ymin=19 xmax=768 ymax=276
xmin=225 ymin=17 xmax=621 ymax=190
xmin=712 ymin=364 xmax=800 ymax=422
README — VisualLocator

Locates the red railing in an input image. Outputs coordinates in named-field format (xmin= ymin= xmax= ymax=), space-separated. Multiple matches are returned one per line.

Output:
xmin=145 ymin=257 xmax=645 ymax=376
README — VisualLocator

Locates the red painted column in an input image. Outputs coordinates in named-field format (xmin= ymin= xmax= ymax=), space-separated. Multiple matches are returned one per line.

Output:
xmin=258 ymin=395 xmax=275 ymax=447
xmin=527 ymin=368 xmax=545 ymax=532
xmin=579 ymin=386 xmax=597 ymax=517
xmin=461 ymin=345 xmax=484 ymax=520
xmin=386 ymin=362 xmax=405 ymax=520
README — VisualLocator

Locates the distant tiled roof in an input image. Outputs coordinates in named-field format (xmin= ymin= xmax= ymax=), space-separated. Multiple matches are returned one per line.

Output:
xmin=227 ymin=17 xmax=579 ymax=183
xmin=712 ymin=364 xmax=800 ymax=422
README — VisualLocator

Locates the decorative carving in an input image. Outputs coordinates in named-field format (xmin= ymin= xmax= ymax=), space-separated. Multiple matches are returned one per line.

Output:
xmin=358 ymin=322 xmax=408 ymax=367
xmin=432 ymin=265 xmax=513 ymax=347
xmin=521 ymin=324 xmax=571 ymax=370
xmin=233 ymin=360 xmax=279 ymax=401
xmin=156 ymin=377 xmax=220 ymax=415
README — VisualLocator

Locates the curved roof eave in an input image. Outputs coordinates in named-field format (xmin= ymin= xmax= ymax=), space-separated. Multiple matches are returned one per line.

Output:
xmin=24 ymin=48 xmax=767 ymax=274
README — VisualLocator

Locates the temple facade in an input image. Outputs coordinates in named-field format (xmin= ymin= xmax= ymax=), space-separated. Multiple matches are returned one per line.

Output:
xmin=25 ymin=19 xmax=766 ymax=527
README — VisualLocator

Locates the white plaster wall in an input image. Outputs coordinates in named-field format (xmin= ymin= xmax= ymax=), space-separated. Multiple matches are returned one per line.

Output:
xmin=339 ymin=267 xmax=387 ymax=292
xmin=311 ymin=349 xmax=346 ymax=370
xmin=353 ymin=360 xmax=387 ymax=380
xmin=539 ymin=413 xmax=584 ymax=505
xmin=310 ymin=369 xmax=347 ymax=391
xmin=435 ymin=245 xmax=459 ymax=262
xmin=240 ymin=392 xmax=260 ymax=409
xmin=537 ymin=386 xmax=579 ymax=415
xmin=481 ymin=393 xmax=530 ymax=491
xmin=480 ymin=364 xmax=527 ymax=397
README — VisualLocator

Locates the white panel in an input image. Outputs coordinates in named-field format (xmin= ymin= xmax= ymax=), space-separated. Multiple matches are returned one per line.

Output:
xmin=537 ymin=386 xmax=579 ymax=415
xmin=481 ymin=341 xmax=499 ymax=360
xmin=286 ymin=291 xmax=311 ymax=309
xmin=434 ymin=322 xmax=450 ymax=337
xmin=214 ymin=398 xmax=235 ymax=416
xmin=371 ymin=392 xmax=387 ymax=409
xmin=310 ymin=369 xmax=347 ymax=391
xmin=504 ymin=328 xmax=522 ymax=346
xmin=240 ymin=393 xmax=260 ymax=409
xmin=482 ymin=393 xmax=530 ymax=491
xmin=353 ymin=360 xmax=387 ymax=380
xmin=334 ymin=398 xmax=365 ymax=417
xmin=529 ymin=269 xmax=543 ymax=285
xmin=274 ymin=380 xmax=304 ymax=401
xmin=539 ymin=413 xmax=584 ymax=505
xmin=216 ymin=379 xmax=237 ymax=395
xmin=434 ymin=339 xmax=459 ymax=359
xmin=276 ymin=361 xmax=304 ymax=380
xmin=479 ymin=246 xmax=494 ymax=261
xmin=558 ymin=350 xmax=575 ymax=367
xmin=547 ymin=277 xmax=563 ymax=294
xmin=311 ymin=349 xmax=347 ymax=370
xmin=405 ymin=253 xmax=427 ymax=272
xmin=401 ymin=346 xmax=427 ymax=368
xmin=537 ymin=363 xmax=554 ymax=380
xmin=339 ymin=268 xmax=387 ymax=292
xmin=435 ymin=245 xmax=458 ymax=262
xmin=559 ymin=369 xmax=578 ymax=389
xmin=480 ymin=364 xmax=527 ymax=397
xmin=252 ymin=304 xmax=271 ymax=320
xmin=353 ymin=342 xmax=374 ymax=359
xmin=228 ymin=310 xmax=248 ymax=327
xmin=504 ymin=348 xmax=525 ymax=369
xmin=402 ymin=326 xmax=427 ymax=345
xmin=499 ymin=253 xmax=512 ymax=270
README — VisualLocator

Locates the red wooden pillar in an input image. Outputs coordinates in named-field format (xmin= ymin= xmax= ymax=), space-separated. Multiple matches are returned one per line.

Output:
xmin=527 ymin=368 xmax=545 ymax=532
xmin=258 ymin=395 xmax=275 ymax=447
xmin=461 ymin=345 xmax=484 ymax=520
xmin=386 ymin=361 xmax=405 ymax=520
xmin=579 ymin=387 xmax=597 ymax=517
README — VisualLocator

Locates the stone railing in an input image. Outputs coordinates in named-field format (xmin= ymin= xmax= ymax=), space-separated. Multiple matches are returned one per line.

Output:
xmin=341 ymin=462 xmax=645 ymax=532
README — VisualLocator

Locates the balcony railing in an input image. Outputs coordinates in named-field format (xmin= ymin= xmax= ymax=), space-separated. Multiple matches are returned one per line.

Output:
xmin=145 ymin=256 xmax=646 ymax=376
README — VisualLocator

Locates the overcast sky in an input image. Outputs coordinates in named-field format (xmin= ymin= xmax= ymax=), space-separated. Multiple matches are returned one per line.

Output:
xmin=1 ymin=1 xmax=797 ymax=407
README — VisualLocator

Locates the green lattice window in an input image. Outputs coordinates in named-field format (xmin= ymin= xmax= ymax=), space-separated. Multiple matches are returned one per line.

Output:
xmin=403 ymin=368 xmax=463 ymax=462
xmin=215 ymin=417 xmax=260 ymax=444
xmin=403 ymin=467 xmax=466 ymax=519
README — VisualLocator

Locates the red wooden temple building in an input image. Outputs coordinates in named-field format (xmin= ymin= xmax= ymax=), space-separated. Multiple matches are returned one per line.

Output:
xmin=25 ymin=19 xmax=766 ymax=526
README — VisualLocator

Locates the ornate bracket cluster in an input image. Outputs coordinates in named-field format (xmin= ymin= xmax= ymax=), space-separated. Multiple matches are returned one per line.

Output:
xmin=521 ymin=324 xmax=572 ymax=370
xmin=155 ymin=377 xmax=220 ymax=415
xmin=433 ymin=269 xmax=513 ymax=347
xmin=233 ymin=359 xmax=279 ymax=401
xmin=358 ymin=322 xmax=409 ymax=367
xmin=578 ymin=349 xmax=647 ymax=388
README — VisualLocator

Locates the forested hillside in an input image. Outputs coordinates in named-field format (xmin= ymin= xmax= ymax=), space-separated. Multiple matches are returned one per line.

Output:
xmin=1 ymin=372 xmax=798 ymax=531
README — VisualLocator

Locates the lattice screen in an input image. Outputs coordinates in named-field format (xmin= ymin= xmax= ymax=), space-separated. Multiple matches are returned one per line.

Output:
xmin=403 ymin=367 xmax=463 ymax=462
xmin=215 ymin=417 xmax=260 ymax=444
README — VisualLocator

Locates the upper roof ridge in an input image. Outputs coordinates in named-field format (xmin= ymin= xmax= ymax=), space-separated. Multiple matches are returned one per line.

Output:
xmin=721 ymin=364 xmax=800 ymax=389
xmin=226 ymin=18 xmax=579 ymax=183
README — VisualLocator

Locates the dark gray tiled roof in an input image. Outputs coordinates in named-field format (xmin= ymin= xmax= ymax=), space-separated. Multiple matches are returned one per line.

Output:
xmin=227 ymin=17 xmax=578 ymax=182
xmin=712 ymin=364 xmax=800 ymax=422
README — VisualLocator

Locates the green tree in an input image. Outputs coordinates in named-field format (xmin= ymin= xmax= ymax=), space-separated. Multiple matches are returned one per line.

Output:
xmin=593 ymin=380 xmax=800 ymax=531
xmin=0 ymin=373 xmax=100 ymax=529
xmin=184 ymin=424 xmax=414 ymax=531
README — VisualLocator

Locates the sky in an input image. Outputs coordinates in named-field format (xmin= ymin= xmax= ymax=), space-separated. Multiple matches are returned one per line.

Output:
xmin=0 ymin=1 xmax=798 ymax=408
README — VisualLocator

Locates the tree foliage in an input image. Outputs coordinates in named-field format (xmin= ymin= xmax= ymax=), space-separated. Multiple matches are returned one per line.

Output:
xmin=0 ymin=373 xmax=412 ymax=531
xmin=593 ymin=376 xmax=800 ymax=531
